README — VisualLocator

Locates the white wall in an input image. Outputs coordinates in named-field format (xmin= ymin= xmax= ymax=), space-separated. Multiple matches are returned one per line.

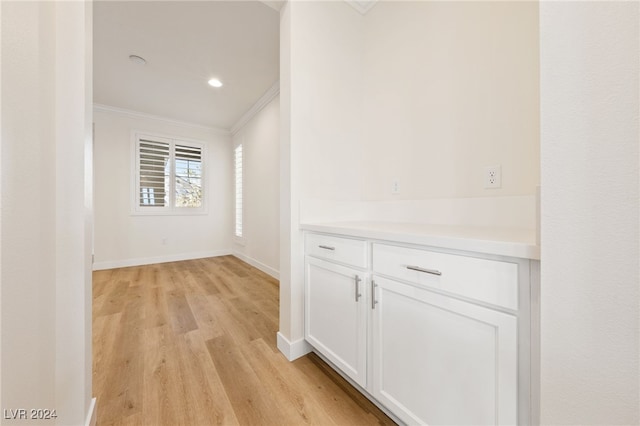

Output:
xmin=540 ymin=2 xmax=639 ymax=424
xmin=362 ymin=1 xmax=539 ymax=200
xmin=279 ymin=0 xmax=364 ymax=357
xmin=0 ymin=0 xmax=3 ymax=408
xmin=93 ymin=107 xmax=232 ymax=269
xmin=292 ymin=1 xmax=364 ymax=203
xmin=232 ymin=94 xmax=280 ymax=279
xmin=279 ymin=1 xmax=294 ymax=356
xmin=56 ymin=2 xmax=95 ymax=424
xmin=1 ymin=2 xmax=57 ymax=417
xmin=1 ymin=1 xmax=93 ymax=424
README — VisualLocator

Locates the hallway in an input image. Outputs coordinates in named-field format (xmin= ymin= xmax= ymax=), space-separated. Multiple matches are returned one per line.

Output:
xmin=93 ymin=256 xmax=394 ymax=425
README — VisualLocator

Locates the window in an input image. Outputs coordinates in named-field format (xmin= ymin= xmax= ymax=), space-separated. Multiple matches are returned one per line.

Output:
xmin=134 ymin=133 xmax=204 ymax=214
xmin=234 ymin=144 xmax=243 ymax=237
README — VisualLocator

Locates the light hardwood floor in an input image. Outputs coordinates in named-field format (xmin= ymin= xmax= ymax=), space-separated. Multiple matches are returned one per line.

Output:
xmin=93 ymin=256 xmax=395 ymax=426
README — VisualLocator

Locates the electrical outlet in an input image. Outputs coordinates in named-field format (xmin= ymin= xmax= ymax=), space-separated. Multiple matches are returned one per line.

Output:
xmin=484 ymin=165 xmax=502 ymax=189
xmin=392 ymin=179 xmax=400 ymax=194
xmin=162 ymin=238 xmax=168 ymax=245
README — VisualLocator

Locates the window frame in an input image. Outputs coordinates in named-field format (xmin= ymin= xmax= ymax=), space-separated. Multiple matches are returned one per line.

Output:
xmin=131 ymin=131 xmax=207 ymax=216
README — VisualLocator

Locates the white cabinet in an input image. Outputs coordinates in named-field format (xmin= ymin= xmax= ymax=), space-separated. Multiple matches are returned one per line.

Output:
xmin=303 ymin=231 xmax=537 ymax=425
xmin=304 ymin=236 xmax=368 ymax=388
xmin=371 ymin=275 xmax=517 ymax=425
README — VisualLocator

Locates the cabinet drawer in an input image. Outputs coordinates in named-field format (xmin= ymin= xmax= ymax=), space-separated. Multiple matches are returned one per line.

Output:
xmin=373 ymin=243 xmax=518 ymax=310
xmin=305 ymin=233 xmax=368 ymax=269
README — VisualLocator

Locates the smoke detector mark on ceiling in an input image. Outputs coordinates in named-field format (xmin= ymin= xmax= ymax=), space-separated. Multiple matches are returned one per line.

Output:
xmin=129 ymin=54 xmax=147 ymax=65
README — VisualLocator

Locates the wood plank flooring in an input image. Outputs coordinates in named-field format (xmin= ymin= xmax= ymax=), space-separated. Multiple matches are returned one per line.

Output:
xmin=93 ymin=256 xmax=395 ymax=426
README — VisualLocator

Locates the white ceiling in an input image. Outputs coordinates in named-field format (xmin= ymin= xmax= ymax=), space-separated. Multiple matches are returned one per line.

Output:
xmin=94 ymin=1 xmax=280 ymax=130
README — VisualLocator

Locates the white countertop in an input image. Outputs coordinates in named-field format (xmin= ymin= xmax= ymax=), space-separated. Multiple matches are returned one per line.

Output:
xmin=300 ymin=221 xmax=540 ymax=260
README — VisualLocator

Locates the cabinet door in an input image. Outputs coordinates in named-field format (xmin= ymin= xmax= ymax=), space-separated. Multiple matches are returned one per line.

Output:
xmin=305 ymin=257 xmax=367 ymax=387
xmin=372 ymin=276 xmax=517 ymax=425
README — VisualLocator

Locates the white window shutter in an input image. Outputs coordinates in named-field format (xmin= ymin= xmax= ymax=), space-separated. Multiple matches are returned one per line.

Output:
xmin=138 ymin=138 xmax=170 ymax=207
xmin=235 ymin=144 xmax=243 ymax=237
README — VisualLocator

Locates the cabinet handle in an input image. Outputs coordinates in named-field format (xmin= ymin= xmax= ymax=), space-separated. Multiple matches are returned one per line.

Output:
xmin=318 ymin=245 xmax=335 ymax=251
xmin=406 ymin=265 xmax=442 ymax=276
xmin=355 ymin=275 xmax=362 ymax=301
xmin=371 ymin=280 xmax=378 ymax=309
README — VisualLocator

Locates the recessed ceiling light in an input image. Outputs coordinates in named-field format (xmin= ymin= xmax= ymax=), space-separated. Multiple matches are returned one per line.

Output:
xmin=129 ymin=54 xmax=146 ymax=65
xmin=208 ymin=78 xmax=223 ymax=88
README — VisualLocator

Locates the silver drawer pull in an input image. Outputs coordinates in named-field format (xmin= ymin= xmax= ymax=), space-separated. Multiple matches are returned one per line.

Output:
xmin=406 ymin=265 xmax=442 ymax=276
xmin=371 ymin=280 xmax=378 ymax=309
xmin=318 ymin=245 xmax=335 ymax=251
xmin=355 ymin=275 xmax=362 ymax=301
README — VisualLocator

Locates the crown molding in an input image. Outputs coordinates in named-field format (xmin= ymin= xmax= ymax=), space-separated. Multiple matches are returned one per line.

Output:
xmin=345 ymin=0 xmax=378 ymax=15
xmin=230 ymin=81 xmax=280 ymax=136
xmin=93 ymin=104 xmax=230 ymax=136
xmin=261 ymin=1 xmax=285 ymax=12
xmin=261 ymin=0 xmax=378 ymax=15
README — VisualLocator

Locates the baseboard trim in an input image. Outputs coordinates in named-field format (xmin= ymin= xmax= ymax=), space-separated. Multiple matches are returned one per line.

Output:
xmin=85 ymin=397 xmax=97 ymax=426
xmin=92 ymin=250 xmax=232 ymax=270
xmin=276 ymin=332 xmax=312 ymax=361
xmin=232 ymin=251 xmax=279 ymax=279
